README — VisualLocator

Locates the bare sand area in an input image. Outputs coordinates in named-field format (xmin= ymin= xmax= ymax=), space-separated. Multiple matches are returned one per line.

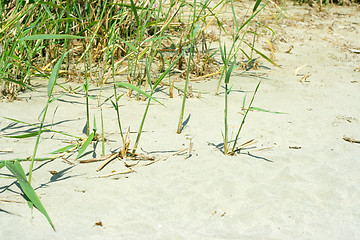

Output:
xmin=1 ymin=2 xmax=360 ymax=239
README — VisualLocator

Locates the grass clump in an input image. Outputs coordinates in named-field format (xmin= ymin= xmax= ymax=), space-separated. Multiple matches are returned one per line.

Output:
xmin=0 ymin=0 xmax=283 ymax=230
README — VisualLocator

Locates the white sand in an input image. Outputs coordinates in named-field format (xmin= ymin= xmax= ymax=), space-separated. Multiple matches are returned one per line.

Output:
xmin=1 ymin=2 xmax=360 ymax=239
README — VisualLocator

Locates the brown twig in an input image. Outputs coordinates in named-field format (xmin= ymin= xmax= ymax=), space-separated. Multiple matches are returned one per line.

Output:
xmin=343 ymin=136 xmax=360 ymax=144
xmin=0 ymin=198 xmax=24 ymax=204
xmin=90 ymin=169 xmax=135 ymax=178
xmin=0 ymin=149 xmax=13 ymax=153
xmin=96 ymin=152 xmax=120 ymax=172
xmin=79 ymin=152 xmax=117 ymax=163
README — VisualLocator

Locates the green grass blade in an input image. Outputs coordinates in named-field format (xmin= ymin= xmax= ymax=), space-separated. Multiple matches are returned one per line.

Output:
xmin=225 ymin=61 xmax=236 ymax=84
xmin=231 ymin=81 xmax=261 ymax=154
xmin=5 ymin=160 xmax=55 ymax=231
xmin=244 ymin=42 xmax=280 ymax=67
xmin=20 ymin=34 xmax=87 ymax=41
xmin=75 ymin=132 xmax=95 ymax=160
xmin=88 ymin=95 xmax=96 ymax=100
xmin=49 ymin=93 xmax=68 ymax=104
xmin=239 ymin=1 xmax=268 ymax=31
xmin=231 ymin=0 xmax=239 ymax=32
xmin=0 ymin=7 xmax=31 ymax=34
xmin=130 ymin=0 xmax=140 ymax=26
xmin=242 ymin=92 xmax=247 ymax=109
xmin=110 ymin=99 xmax=118 ymax=110
xmin=153 ymin=49 xmax=187 ymax=89
xmin=0 ymin=161 xmax=5 ymax=169
xmin=227 ymin=84 xmax=234 ymax=95
xmin=48 ymin=51 xmax=69 ymax=98
xmin=253 ymin=0 xmax=262 ymax=13
xmin=249 ymin=107 xmax=287 ymax=114
xmin=49 ymin=144 xmax=77 ymax=154
xmin=4 ymin=130 xmax=48 ymax=138
xmin=116 ymin=82 xmax=164 ymax=106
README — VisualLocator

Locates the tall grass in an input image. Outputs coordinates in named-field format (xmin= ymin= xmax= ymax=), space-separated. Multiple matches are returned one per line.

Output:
xmin=177 ymin=0 xmax=204 ymax=133
xmin=0 ymin=48 xmax=69 ymax=231
xmin=0 ymin=0 xmax=279 ymax=230
xmin=217 ymin=0 xmax=282 ymax=154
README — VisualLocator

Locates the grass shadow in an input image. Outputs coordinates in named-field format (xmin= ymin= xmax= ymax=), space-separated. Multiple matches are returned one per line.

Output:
xmin=0 ymin=208 xmax=21 ymax=216
xmin=209 ymin=141 xmax=273 ymax=162
xmin=1 ymin=118 xmax=80 ymax=136
xmin=180 ymin=114 xmax=191 ymax=132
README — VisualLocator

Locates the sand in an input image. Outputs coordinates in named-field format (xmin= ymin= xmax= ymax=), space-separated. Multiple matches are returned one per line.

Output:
xmin=1 ymin=2 xmax=360 ymax=239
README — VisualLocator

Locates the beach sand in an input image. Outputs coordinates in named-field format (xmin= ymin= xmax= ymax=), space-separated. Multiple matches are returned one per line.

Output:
xmin=1 ymin=2 xmax=360 ymax=239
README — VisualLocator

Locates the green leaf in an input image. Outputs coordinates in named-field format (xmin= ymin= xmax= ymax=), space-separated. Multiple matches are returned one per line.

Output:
xmin=0 ymin=7 xmax=31 ymax=34
xmin=230 ymin=0 xmax=239 ymax=32
xmin=116 ymin=82 xmax=164 ymax=106
xmin=88 ymin=95 xmax=96 ymax=100
xmin=42 ymin=4 xmax=54 ymax=20
xmin=48 ymin=51 xmax=69 ymax=98
xmin=238 ymin=48 xmax=252 ymax=63
xmin=0 ymin=161 xmax=5 ymax=169
xmin=253 ymin=0 xmax=262 ymax=13
xmin=37 ymin=105 xmax=47 ymax=121
xmin=130 ymin=0 xmax=140 ymax=26
xmin=249 ymin=107 xmax=287 ymax=114
xmin=191 ymin=23 xmax=200 ymax=39
xmin=225 ymin=61 xmax=236 ymax=84
xmin=48 ymin=93 xmax=67 ymax=104
xmin=5 ymin=160 xmax=55 ymax=231
xmin=116 ymin=93 xmax=125 ymax=102
xmin=230 ymin=81 xmax=262 ymax=154
xmin=244 ymin=41 xmax=280 ymax=68
xmin=49 ymin=144 xmax=77 ymax=154
xmin=4 ymin=130 xmax=48 ymax=138
xmin=242 ymin=92 xmax=247 ymax=109
xmin=152 ymin=48 xmax=187 ymax=89
xmin=219 ymin=43 xmax=226 ymax=63
xmin=110 ymin=99 xmax=118 ymax=110
xmin=20 ymin=34 xmax=87 ymax=41
xmin=82 ymin=83 xmax=88 ymax=92
xmin=239 ymin=1 xmax=268 ymax=31
xmin=227 ymin=84 xmax=234 ymax=95
xmin=75 ymin=132 xmax=95 ymax=160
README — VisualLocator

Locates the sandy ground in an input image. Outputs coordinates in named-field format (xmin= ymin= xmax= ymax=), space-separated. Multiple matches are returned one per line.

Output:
xmin=1 ymin=2 xmax=360 ymax=239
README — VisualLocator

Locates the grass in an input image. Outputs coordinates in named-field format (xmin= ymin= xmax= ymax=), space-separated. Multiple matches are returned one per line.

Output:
xmin=0 ymin=0 xmax=284 ymax=230
xmin=0 ymin=48 xmax=68 ymax=231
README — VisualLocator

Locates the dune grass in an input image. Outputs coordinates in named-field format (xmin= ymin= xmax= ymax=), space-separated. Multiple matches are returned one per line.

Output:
xmin=0 ymin=0 xmax=284 ymax=230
